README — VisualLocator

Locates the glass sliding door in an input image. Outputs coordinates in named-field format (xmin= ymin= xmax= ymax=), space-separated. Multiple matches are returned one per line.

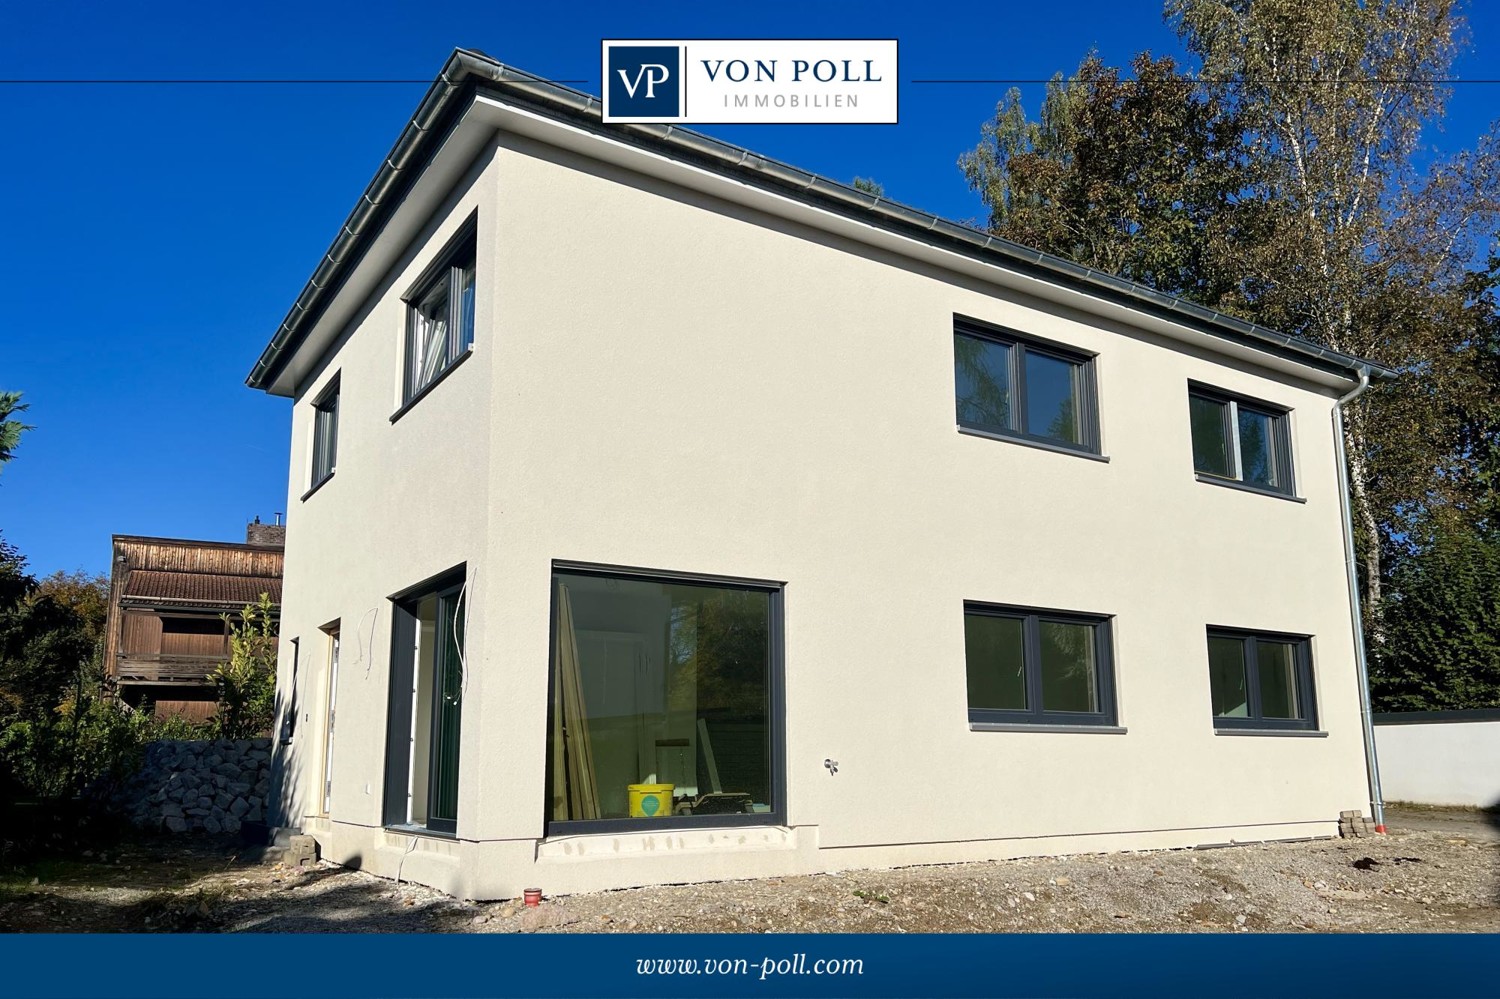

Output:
xmin=424 ymin=589 xmax=463 ymax=831
xmin=384 ymin=569 xmax=466 ymax=834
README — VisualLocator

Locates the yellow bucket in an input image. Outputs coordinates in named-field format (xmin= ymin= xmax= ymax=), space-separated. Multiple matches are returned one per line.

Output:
xmin=628 ymin=783 xmax=674 ymax=818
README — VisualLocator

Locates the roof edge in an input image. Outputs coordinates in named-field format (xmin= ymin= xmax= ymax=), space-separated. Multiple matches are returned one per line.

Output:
xmin=113 ymin=534 xmax=285 ymax=552
xmin=246 ymin=48 xmax=1397 ymax=391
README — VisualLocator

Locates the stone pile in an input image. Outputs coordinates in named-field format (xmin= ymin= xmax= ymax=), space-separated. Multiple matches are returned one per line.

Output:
xmin=108 ymin=738 xmax=273 ymax=835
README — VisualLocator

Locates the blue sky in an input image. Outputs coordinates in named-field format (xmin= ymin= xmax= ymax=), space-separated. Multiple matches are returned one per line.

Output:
xmin=2 ymin=0 xmax=1497 ymax=576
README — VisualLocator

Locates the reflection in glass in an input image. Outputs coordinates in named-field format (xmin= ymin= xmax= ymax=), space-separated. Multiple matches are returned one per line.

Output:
xmin=550 ymin=572 xmax=773 ymax=823
xmin=1257 ymin=641 xmax=1300 ymax=719
xmin=1238 ymin=408 xmax=1277 ymax=488
xmin=1024 ymin=351 xmax=1081 ymax=444
xmin=1191 ymin=395 xmax=1233 ymax=477
xmin=964 ymin=614 xmax=1027 ymax=711
xmin=1039 ymin=620 xmax=1098 ymax=712
xmin=955 ymin=333 xmax=1011 ymax=432
xmin=1208 ymin=636 xmax=1250 ymax=717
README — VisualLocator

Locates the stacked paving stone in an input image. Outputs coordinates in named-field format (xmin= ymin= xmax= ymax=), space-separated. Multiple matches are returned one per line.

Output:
xmin=110 ymin=739 xmax=273 ymax=835
xmin=1339 ymin=809 xmax=1377 ymax=838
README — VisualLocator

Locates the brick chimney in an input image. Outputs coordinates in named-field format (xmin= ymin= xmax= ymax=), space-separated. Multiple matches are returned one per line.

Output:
xmin=246 ymin=516 xmax=286 ymax=548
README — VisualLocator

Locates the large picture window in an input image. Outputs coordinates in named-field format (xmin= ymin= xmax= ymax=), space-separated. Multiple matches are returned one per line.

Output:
xmin=547 ymin=564 xmax=783 ymax=833
xmin=1206 ymin=628 xmax=1317 ymax=732
xmin=403 ymin=221 xmax=476 ymax=405
xmin=383 ymin=569 xmax=466 ymax=834
xmin=954 ymin=319 xmax=1101 ymax=455
xmin=1188 ymin=386 xmax=1295 ymax=496
xmin=963 ymin=603 xmax=1117 ymax=728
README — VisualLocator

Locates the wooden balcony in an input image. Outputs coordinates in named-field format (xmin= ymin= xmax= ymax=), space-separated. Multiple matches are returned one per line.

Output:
xmin=115 ymin=653 xmax=226 ymax=686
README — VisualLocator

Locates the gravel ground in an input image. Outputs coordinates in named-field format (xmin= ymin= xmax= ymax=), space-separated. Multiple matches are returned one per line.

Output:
xmin=1 ymin=804 xmax=1495 ymax=933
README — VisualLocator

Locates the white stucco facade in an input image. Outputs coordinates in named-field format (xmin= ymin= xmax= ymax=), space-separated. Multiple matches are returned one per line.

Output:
xmin=258 ymin=80 xmax=1377 ymax=901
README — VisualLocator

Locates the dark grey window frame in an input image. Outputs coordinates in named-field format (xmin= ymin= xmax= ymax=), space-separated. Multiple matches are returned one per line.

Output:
xmin=963 ymin=602 xmax=1118 ymax=728
xmin=382 ymin=565 xmax=467 ymax=837
xmin=400 ymin=215 xmax=477 ymax=409
xmin=1188 ymin=383 xmax=1297 ymax=498
xmin=1206 ymin=627 xmax=1318 ymax=732
xmin=543 ymin=560 xmax=787 ymax=837
xmin=953 ymin=316 xmax=1102 ymax=457
xmin=309 ymin=376 xmax=339 ymax=492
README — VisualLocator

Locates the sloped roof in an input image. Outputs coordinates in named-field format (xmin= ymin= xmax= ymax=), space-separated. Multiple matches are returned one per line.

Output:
xmin=121 ymin=570 xmax=281 ymax=607
xmin=247 ymin=48 xmax=1396 ymax=393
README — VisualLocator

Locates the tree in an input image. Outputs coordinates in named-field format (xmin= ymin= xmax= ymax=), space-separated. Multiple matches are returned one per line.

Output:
xmin=0 ymin=392 xmax=32 ymax=475
xmin=0 ymin=535 xmax=145 ymax=801
xmin=212 ymin=593 xmax=278 ymax=740
xmin=34 ymin=571 xmax=109 ymax=651
xmin=960 ymin=52 xmax=1247 ymax=306
xmin=1166 ymin=0 xmax=1500 ymax=643
xmin=1372 ymin=515 xmax=1500 ymax=710
xmin=961 ymin=2 xmax=1500 ymax=661
xmin=0 ymin=537 xmax=97 ymax=726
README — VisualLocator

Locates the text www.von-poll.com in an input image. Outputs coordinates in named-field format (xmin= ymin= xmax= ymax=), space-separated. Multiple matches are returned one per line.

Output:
xmin=636 ymin=955 xmax=865 ymax=980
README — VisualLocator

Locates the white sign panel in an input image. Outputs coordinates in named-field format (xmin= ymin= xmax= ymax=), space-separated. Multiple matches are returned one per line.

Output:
xmin=602 ymin=39 xmax=898 ymax=124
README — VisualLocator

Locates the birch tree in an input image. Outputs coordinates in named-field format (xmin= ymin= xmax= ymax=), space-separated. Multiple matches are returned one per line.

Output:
xmin=962 ymin=1 xmax=1500 ymax=645
xmin=1167 ymin=0 xmax=1500 ymax=642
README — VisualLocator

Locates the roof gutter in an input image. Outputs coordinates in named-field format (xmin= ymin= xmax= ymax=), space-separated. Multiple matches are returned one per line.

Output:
xmin=247 ymin=49 xmax=1398 ymax=391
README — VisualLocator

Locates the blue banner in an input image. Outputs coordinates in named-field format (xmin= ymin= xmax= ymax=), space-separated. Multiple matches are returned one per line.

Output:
xmin=0 ymin=933 xmax=1495 ymax=998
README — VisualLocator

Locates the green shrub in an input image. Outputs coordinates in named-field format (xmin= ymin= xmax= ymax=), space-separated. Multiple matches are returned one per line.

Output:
xmin=211 ymin=593 xmax=277 ymax=741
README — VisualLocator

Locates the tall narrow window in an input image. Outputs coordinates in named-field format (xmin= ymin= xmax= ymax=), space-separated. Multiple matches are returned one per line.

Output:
xmin=546 ymin=564 xmax=784 ymax=833
xmin=1206 ymin=628 xmax=1317 ymax=731
xmin=1188 ymin=386 xmax=1295 ymax=496
xmin=310 ymin=378 xmax=339 ymax=489
xmin=954 ymin=320 xmax=1100 ymax=454
xmin=321 ymin=624 xmax=340 ymax=816
xmin=404 ymin=221 xmax=477 ymax=405
xmin=963 ymin=603 xmax=1117 ymax=728
xmin=383 ymin=570 xmax=465 ymax=834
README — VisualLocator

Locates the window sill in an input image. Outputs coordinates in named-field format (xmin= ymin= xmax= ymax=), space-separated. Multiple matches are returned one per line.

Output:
xmin=546 ymin=812 xmax=784 ymax=836
xmin=384 ymin=823 xmax=459 ymax=840
xmin=1195 ymin=473 xmax=1305 ymax=503
xmin=957 ymin=424 xmax=1109 ymax=463
xmin=389 ymin=348 xmax=474 ymax=424
xmin=970 ymin=722 xmax=1127 ymax=735
xmin=1214 ymin=727 xmax=1327 ymax=738
xmin=300 ymin=471 xmax=334 ymax=503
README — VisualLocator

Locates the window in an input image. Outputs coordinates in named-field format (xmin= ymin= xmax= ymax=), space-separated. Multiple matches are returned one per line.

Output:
xmin=954 ymin=319 xmax=1101 ymax=454
xmin=1206 ymin=628 xmax=1317 ymax=731
xmin=546 ymin=564 xmax=784 ymax=833
xmin=963 ymin=603 xmax=1117 ymax=727
xmin=1188 ymin=386 xmax=1295 ymax=495
xmin=310 ymin=378 xmax=339 ymax=488
xmin=403 ymin=222 xmax=477 ymax=405
xmin=383 ymin=570 xmax=465 ymax=834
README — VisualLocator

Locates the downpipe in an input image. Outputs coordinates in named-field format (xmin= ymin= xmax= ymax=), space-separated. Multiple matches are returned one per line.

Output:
xmin=1334 ymin=366 xmax=1386 ymax=834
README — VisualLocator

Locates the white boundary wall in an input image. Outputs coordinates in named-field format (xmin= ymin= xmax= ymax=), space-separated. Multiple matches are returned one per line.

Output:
xmin=1374 ymin=711 xmax=1500 ymax=808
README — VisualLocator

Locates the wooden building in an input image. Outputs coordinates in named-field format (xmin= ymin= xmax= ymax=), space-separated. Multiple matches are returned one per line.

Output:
xmin=103 ymin=521 xmax=284 ymax=719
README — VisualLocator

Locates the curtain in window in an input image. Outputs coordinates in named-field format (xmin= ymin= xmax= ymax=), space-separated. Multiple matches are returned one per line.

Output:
xmin=551 ymin=585 xmax=600 ymax=820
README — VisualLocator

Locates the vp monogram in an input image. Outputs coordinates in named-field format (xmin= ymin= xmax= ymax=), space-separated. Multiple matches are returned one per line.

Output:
xmin=616 ymin=62 xmax=671 ymax=100
xmin=604 ymin=45 xmax=682 ymax=120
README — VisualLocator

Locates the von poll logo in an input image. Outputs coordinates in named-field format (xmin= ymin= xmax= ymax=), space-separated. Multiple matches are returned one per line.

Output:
xmin=602 ymin=40 xmax=898 ymax=125
xmin=605 ymin=45 xmax=684 ymax=120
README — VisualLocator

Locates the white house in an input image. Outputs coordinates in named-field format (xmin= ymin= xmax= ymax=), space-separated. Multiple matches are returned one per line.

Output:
xmin=247 ymin=50 xmax=1394 ymax=900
